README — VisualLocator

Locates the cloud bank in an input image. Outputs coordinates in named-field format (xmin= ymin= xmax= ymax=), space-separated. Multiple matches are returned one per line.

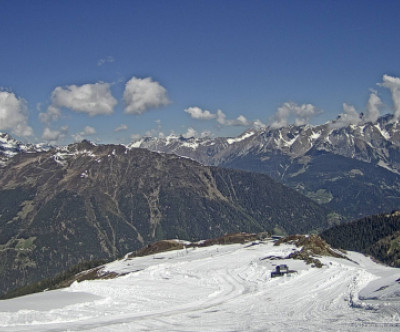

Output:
xmin=72 ymin=126 xmax=97 ymax=142
xmin=5 ymin=73 xmax=400 ymax=144
xmin=270 ymin=102 xmax=321 ymax=129
xmin=332 ymin=103 xmax=362 ymax=128
xmin=0 ymin=91 xmax=33 ymax=137
xmin=182 ymin=127 xmax=198 ymax=138
xmin=42 ymin=126 xmax=69 ymax=144
xmin=39 ymin=105 xmax=62 ymax=124
xmin=184 ymin=106 xmax=216 ymax=120
xmin=114 ymin=124 xmax=128 ymax=132
xmin=365 ymin=90 xmax=383 ymax=123
xmin=184 ymin=106 xmax=250 ymax=127
xmin=332 ymin=90 xmax=383 ymax=128
xmin=124 ymin=77 xmax=170 ymax=114
xmin=49 ymin=83 xmax=117 ymax=117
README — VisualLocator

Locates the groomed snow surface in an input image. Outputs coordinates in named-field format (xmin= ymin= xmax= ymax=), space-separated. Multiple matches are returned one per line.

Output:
xmin=1 ymin=240 xmax=400 ymax=331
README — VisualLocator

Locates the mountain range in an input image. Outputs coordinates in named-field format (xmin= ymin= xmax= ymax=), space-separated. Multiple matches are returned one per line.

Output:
xmin=0 ymin=140 xmax=330 ymax=295
xmin=0 ymin=133 xmax=49 ymax=167
xmin=2 ymin=114 xmax=400 ymax=294
xmin=131 ymin=114 xmax=400 ymax=220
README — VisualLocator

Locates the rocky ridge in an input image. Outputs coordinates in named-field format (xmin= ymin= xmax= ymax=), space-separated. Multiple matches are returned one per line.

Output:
xmin=130 ymin=114 xmax=400 ymax=173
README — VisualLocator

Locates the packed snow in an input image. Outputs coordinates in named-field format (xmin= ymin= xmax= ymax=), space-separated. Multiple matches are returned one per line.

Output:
xmin=1 ymin=240 xmax=400 ymax=331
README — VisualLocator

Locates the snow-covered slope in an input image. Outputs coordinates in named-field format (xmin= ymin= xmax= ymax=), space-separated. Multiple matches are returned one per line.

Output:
xmin=1 ymin=239 xmax=399 ymax=331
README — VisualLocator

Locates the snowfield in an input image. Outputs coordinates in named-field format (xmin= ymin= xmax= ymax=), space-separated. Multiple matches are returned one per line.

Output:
xmin=1 ymin=240 xmax=400 ymax=331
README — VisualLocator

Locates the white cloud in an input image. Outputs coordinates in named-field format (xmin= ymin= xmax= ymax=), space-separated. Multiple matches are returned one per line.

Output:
xmin=49 ymin=82 xmax=117 ymax=117
xmin=144 ymin=129 xmax=165 ymax=138
xmin=234 ymin=115 xmax=250 ymax=126
xmin=123 ymin=77 xmax=170 ymax=114
xmin=200 ymin=130 xmax=213 ymax=138
xmin=364 ymin=90 xmax=382 ymax=123
xmin=72 ymin=134 xmax=84 ymax=142
xmin=184 ymin=106 xmax=250 ymax=127
xmin=218 ymin=112 xmax=250 ymax=126
xmin=82 ymin=125 xmax=96 ymax=135
xmin=269 ymin=104 xmax=290 ymax=128
xmin=0 ymin=91 xmax=33 ymax=137
xmin=131 ymin=133 xmax=142 ymax=141
xmin=39 ymin=105 xmax=62 ymax=124
xmin=331 ymin=103 xmax=362 ymax=128
xmin=252 ymin=119 xmax=267 ymax=130
xmin=216 ymin=109 xmax=227 ymax=125
xmin=270 ymin=102 xmax=321 ymax=129
xmin=182 ymin=127 xmax=198 ymax=138
xmin=379 ymin=74 xmax=400 ymax=120
xmin=97 ymin=56 xmax=115 ymax=67
xmin=42 ymin=126 xmax=68 ymax=144
xmin=72 ymin=126 xmax=97 ymax=142
xmin=184 ymin=106 xmax=216 ymax=120
xmin=114 ymin=124 xmax=128 ymax=132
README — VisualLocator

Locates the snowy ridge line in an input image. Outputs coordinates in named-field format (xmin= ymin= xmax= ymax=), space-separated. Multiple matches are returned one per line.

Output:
xmin=127 ymin=114 xmax=400 ymax=175
xmin=3 ymin=113 xmax=400 ymax=175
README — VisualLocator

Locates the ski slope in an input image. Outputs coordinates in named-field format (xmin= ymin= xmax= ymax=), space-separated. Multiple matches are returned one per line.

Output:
xmin=1 ymin=239 xmax=400 ymax=331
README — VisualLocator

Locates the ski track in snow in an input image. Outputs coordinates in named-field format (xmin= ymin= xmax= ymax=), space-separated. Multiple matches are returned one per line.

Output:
xmin=1 ymin=241 xmax=400 ymax=331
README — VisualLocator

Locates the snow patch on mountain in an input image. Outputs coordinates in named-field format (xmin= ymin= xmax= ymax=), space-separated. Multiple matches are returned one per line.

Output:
xmin=227 ymin=131 xmax=255 ymax=144
xmin=374 ymin=124 xmax=391 ymax=140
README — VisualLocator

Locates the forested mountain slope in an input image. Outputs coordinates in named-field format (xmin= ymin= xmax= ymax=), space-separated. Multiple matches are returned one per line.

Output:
xmin=0 ymin=141 xmax=331 ymax=295
xmin=320 ymin=211 xmax=400 ymax=267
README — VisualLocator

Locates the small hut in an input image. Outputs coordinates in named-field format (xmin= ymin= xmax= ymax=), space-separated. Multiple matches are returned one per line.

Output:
xmin=271 ymin=264 xmax=296 ymax=278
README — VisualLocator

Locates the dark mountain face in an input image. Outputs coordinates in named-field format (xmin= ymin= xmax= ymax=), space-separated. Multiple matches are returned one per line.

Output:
xmin=131 ymin=115 xmax=400 ymax=220
xmin=224 ymin=149 xmax=400 ymax=219
xmin=0 ymin=142 xmax=331 ymax=295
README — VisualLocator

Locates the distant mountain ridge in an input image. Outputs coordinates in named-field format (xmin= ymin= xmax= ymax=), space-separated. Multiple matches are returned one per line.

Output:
xmin=130 ymin=114 xmax=400 ymax=219
xmin=2 ymin=114 xmax=400 ymax=219
xmin=2 ymin=114 xmax=400 ymax=172
xmin=129 ymin=114 xmax=400 ymax=173
xmin=0 ymin=132 xmax=50 ymax=167
xmin=0 ymin=141 xmax=331 ymax=295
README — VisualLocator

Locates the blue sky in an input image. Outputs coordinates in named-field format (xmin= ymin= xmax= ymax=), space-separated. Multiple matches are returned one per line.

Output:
xmin=1 ymin=0 xmax=400 ymax=144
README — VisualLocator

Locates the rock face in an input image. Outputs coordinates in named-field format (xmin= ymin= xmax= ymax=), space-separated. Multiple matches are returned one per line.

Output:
xmin=0 ymin=142 xmax=330 ymax=295
xmin=131 ymin=114 xmax=400 ymax=219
